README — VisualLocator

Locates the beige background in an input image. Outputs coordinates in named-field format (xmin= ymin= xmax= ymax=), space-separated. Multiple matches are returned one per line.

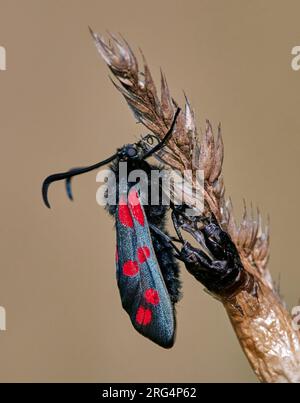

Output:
xmin=0 ymin=0 xmax=299 ymax=382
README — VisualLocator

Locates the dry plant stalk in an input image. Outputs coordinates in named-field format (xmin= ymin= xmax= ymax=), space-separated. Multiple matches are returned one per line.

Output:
xmin=90 ymin=29 xmax=300 ymax=382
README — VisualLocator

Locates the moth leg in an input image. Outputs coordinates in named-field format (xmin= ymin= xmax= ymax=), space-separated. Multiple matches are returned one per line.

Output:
xmin=171 ymin=210 xmax=185 ymax=243
xmin=170 ymin=206 xmax=208 ymax=249
xmin=149 ymin=223 xmax=182 ymax=255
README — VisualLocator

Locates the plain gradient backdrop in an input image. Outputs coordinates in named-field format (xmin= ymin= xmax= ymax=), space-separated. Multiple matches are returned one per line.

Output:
xmin=0 ymin=0 xmax=299 ymax=382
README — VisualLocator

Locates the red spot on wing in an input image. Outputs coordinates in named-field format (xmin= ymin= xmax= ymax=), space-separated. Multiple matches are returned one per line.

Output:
xmin=118 ymin=195 xmax=133 ymax=228
xmin=128 ymin=189 xmax=145 ymax=226
xmin=123 ymin=260 xmax=139 ymax=277
xmin=136 ymin=306 xmax=152 ymax=325
xmin=144 ymin=288 xmax=160 ymax=305
xmin=137 ymin=246 xmax=150 ymax=263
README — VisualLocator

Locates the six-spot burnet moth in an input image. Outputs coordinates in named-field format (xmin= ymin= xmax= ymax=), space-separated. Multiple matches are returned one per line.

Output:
xmin=42 ymin=108 xmax=182 ymax=348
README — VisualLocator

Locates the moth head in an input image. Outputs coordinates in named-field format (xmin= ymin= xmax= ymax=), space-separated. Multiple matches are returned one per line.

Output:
xmin=42 ymin=107 xmax=180 ymax=208
xmin=118 ymin=143 xmax=142 ymax=160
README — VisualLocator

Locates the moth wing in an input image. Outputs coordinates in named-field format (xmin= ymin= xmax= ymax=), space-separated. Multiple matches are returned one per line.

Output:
xmin=115 ymin=185 xmax=175 ymax=348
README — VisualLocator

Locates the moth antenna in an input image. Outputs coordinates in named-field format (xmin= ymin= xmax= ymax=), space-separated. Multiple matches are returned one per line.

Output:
xmin=42 ymin=152 xmax=117 ymax=208
xmin=143 ymin=107 xmax=181 ymax=159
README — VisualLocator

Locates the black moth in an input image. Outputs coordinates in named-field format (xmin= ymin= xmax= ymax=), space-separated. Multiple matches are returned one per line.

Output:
xmin=42 ymin=105 xmax=244 ymax=348
xmin=42 ymin=108 xmax=182 ymax=348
